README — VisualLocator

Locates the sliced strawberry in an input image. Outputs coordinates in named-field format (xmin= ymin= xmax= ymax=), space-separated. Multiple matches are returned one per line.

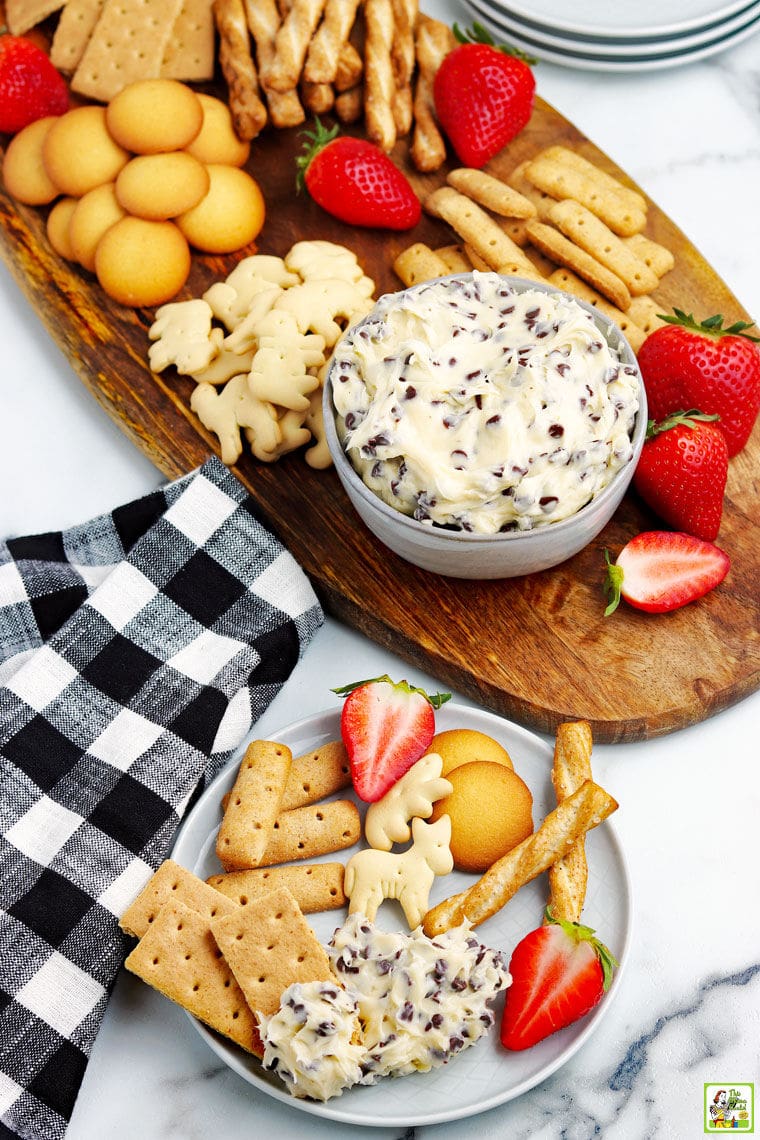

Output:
xmin=500 ymin=911 xmax=616 ymax=1051
xmin=604 ymin=531 xmax=730 ymax=616
xmin=333 ymin=674 xmax=450 ymax=802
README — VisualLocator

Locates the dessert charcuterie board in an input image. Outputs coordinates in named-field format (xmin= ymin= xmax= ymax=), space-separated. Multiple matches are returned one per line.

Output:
xmin=1 ymin=91 xmax=758 ymax=743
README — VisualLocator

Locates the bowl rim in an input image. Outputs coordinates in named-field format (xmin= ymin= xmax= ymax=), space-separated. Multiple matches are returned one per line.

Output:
xmin=324 ymin=272 xmax=647 ymax=546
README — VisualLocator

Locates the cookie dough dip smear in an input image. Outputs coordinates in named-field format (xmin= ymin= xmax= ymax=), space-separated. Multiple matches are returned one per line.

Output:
xmin=330 ymin=272 xmax=640 ymax=535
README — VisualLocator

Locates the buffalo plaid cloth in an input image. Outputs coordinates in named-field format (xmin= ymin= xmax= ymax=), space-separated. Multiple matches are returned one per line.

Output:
xmin=0 ymin=457 xmax=323 ymax=1139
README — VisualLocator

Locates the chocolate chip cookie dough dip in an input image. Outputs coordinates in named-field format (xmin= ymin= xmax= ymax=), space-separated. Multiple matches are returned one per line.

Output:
xmin=330 ymin=272 xmax=640 ymax=535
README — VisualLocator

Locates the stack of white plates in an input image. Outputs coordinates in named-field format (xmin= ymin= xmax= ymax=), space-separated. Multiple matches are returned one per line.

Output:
xmin=461 ymin=0 xmax=760 ymax=70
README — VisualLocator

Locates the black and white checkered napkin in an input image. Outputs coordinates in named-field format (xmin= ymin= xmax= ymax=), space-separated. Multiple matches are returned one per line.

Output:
xmin=0 ymin=457 xmax=323 ymax=1139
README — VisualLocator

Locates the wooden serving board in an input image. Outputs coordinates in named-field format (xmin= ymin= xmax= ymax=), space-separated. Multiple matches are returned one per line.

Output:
xmin=1 ymin=91 xmax=759 ymax=743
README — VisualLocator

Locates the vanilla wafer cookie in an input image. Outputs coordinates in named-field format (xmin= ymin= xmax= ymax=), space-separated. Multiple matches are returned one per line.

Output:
xmin=208 ymin=862 xmax=346 ymax=913
xmin=216 ymin=739 xmax=292 ymax=870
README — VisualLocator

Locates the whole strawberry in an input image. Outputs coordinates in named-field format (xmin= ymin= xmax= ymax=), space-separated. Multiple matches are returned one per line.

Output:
xmin=0 ymin=35 xmax=69 ymax=135
xmin=500 ymin=911 xmax=617 ymax=1051
xmin=296 ymin=119 xmax=421 ymax=230
xmin=637 ymin=309 xmax=760 ymax=457
xmin=433 ymin=23 xmax=536 ymax=169
xmin=632 ymin=410 xmax=728 ymax=541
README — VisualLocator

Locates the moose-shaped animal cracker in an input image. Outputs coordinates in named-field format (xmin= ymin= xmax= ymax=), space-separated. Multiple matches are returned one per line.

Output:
xmin=344 ymin=815 xmax=454 ymax=930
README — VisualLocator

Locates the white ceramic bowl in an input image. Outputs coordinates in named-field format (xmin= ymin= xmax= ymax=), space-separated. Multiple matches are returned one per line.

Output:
xmin=324 ymin=275 xmax=647 ymax=579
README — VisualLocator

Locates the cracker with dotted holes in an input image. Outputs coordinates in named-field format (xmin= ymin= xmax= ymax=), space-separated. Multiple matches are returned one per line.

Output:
xmin=547 ymin=199 xmax=659 ymax=296
xmin=149 ymin=299 xmax=223 ymax=375
xmin=447 ymin=167 xmax=537 ymax=220
xmin=234 ymin=799 xmax=361 ymax=870
xmin=119 ymin=859 xmax=237 ymax=939
xmin=210 ymin=887 xmax=334 ymax=1021
xmin=546 ymin=267 xmax=647 ymax=353
xmin=393 ymin=242 xmax=450 ymax=288
xmin=221 ymin=738 xmax=351 ymax=814
xmin=624 ymin=234 xmax=675 ymax=279
xmin=72 ymin=0 xmax=184 ymax=102
xmin=207 ymin=862 xmax=346 ymax=913
xmin=424 ymin=186 xmax=536 ymax=276
xmin=124 ymin=897 xmax=263 ymax=1054
xmin=525 ymin=220 xmax=632 ymax=312
xmin=216 ymin=739 xmax=293 ymax=871
xmin=51 ymin=0 xmax=105 ymax=72
xmin=190 ymin=375 xmax=281 ymax=465
xmin=364 ymin=753 xmax=452 ymax=852
xmin=524 ymin=148 xmax=646 ymax=238
xmin=248 ymin=310 xmax=325 ymax=411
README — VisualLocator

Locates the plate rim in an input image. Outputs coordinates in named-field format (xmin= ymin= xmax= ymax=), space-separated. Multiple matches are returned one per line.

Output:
xmin=482 ymin=0 xmax=758 ymax=40
xmin=171 ymin=702 xmax=634 ymax=1127
xmin=468 ymin=0 xmax=760 ymax=56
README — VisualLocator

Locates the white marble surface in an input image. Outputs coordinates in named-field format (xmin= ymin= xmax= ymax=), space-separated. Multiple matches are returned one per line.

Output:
xmin=2 ymin=6 xmax=760 ymax=1137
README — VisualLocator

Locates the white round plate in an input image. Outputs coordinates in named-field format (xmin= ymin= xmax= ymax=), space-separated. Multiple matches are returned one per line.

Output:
xmin=171 ymin=703 xmax=633 ymax=1128
xmin=473 ymin=0 xmax=760 ymax=57
xmin=464 ymin=0 xmax=760 ymax=71
xmin=481 ymin=0 xmax=756 ymax=39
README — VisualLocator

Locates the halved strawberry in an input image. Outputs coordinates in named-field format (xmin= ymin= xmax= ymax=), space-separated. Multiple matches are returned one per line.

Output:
xmin=333 ymin=674 xmax=450 ymax=802
xmin=500 ymin=911 xmax=617 ymax=1051
xmin=604 ymin=531 xmax=730 ymax=615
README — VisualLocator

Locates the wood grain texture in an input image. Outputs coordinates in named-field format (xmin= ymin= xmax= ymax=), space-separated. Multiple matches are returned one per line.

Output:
xmin=1 ymin=94 xmax=758 ymax=742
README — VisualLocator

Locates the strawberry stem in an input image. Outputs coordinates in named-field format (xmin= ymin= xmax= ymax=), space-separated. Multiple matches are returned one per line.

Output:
xmin=657 ymin=307 xmax=759 ymax=342
xmin=603 ymin=549 xmax=624 ymax=616
xmin=295 ymin=116 xmax=340 ymax=192
xmin=332 ymin=674 xmax=452 ymax=709
xmin=645 ymin=409 xmax=720 ymax=440
xmin=544 ymin=907 xmax=618 ymax=991
xmin=452 ymin=21 xmax=538 ymax=64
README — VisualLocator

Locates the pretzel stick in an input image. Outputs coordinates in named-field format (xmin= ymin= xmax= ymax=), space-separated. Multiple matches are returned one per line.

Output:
xmin=363 ymin=0 xmax=397 ymax=151
xmin=334 ymin=40 xmax=363 ymax=91
xmin=213 ymin=0 xmax=268 ymax=140
xmin=410 ymin=14 xmax=454 ymax=172
xmin=547 ymin=721 xmax=593 ymax=923
xmin=390 ymin=0 xmax=417 ymax=136
xmin=304 ymin=0 xmax=361 ymax=82
xmin=422 ymin=780 xmax=618 ymax=935
xmin=244 ymin=0 xmax=305 ymax=127
xmin=301 ymin=78 xmax=334 ymax=113
xmin=262 ymin=0 xmax=327 ymax=93
xmin=335 ymin=83 xmax=363 ymax=123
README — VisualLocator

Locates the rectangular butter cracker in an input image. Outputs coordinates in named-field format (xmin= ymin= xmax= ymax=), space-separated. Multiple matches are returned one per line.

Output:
xmin=216 ymin=739 xmax=293 ymax=870
xmin=207 ymin=862 xmax=347 ymax=913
